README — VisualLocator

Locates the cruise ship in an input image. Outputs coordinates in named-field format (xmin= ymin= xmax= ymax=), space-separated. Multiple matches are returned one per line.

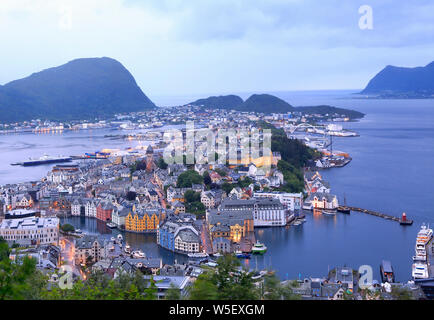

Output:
xmin=11 ymin=155 xmax=72 ymax=166
xmin=412 ymin=224 xmax=433 ymax=279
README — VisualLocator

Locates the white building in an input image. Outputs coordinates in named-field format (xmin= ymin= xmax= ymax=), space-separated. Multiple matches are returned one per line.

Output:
xmin=253 ymin=192 xmax=303 ymax=211
xmin=0 ymin=217 xmax=59 ymax=246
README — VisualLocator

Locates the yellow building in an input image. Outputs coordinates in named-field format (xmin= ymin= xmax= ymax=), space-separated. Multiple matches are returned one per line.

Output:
xmin=125 ymin=209 xmax=162 ymax=233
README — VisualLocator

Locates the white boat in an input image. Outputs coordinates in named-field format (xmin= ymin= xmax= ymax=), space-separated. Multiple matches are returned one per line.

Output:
xmin=187 ymin=252 xmax=209 ymax=259
xmin=75 ymin=229 xmax=82 ymax=234
xmin=322 ymin=209 xmax=336 ymax=216
xmin=110 ymin=237 xmax=116 ymax=242
xmin=416 ymin=224 xmax=433 ymax=245
xmin=117 ymin=234 xmax=123 ymax=242
xmin=132 ymin=250 xmax=146 ymax=258
xmin=251 ymin=241 xmax=267 ymax=254
xmin=212 ymin=252 xmax=223 ymax=258
xmin=124 ymin=244 xmax=131 ymax=254
xmin=412 ymin=263 xmax=429 ymax=279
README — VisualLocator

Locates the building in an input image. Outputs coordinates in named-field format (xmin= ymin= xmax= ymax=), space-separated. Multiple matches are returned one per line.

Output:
xmin=207 ymin=208 xmax=254 ymax=243
xmin=158 ymin=221 xmax=201 ymax=254
xmin=253 ymin=191 xmax=303 ymax=211
xmin=304 ymin=192 xmax=339 ymax=210
xmin=125 ymin=208 xmax=162 ymax=233
xmin=219 ymin=198 xmax=287 ymax=227
xmin=96 ymin=201 xmax=114 ymax=222
xmin=144 ymin=275 xmax=190 ymax=299
xmin=0 ymin=217 xmax=59 ymax=246
xmin=74 ymin=235 xmax=106 ymax=265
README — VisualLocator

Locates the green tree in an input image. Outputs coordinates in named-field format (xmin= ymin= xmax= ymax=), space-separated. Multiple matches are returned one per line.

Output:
xmin=221 ymin=182 xmax=234 ymax=195
xmin=60 ymin=224 xmax=75 ymax=233
xmin=157 ymin=157 xmax=168 ymax=170
xmin=165 ymin=283 xmax=182 ymax=300
xmin=184 ymin=190 xmax=201 ymax=203
xmin=203 ymin=171 xmax=212 ymax=186
xmin=177 ymin=170 xmax=203 ymax=188
xmin=188 ymin=254 xmax=259 ymax=300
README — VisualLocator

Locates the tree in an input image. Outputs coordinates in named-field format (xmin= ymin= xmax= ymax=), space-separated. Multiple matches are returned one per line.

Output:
xmin=177 ymin=170 xmax=203 ymax=188
xmin=221 ymin=182 xmax=234 ymax=195
xmin=0 ymin=239 xmax=44 ymax=300
xmin=165 ymin=283 xmax=181 ymax=300
xmin=203 ymin=171 xmax=212 ymax=186
xmin=188 ymin=254 xmax=259 ymax=300
xmin=157 ymin=157 xmax=168 ymax=170
xmin=184 ymin=190 xmax=201 ymax=203
xmin=60 ymin=224 xmax=75 ymax=233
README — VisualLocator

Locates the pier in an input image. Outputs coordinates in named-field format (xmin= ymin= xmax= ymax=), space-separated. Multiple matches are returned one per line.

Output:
xmin=343 ymin=206 xmax=413 ymax=225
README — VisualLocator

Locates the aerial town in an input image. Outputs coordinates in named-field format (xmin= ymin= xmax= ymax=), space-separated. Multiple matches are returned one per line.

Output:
xmin=0 ymin=104 xmax=427 ymax=300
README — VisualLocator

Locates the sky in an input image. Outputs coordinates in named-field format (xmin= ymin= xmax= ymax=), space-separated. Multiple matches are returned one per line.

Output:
xmin=0 ymin=0 xmax=434 ymax=102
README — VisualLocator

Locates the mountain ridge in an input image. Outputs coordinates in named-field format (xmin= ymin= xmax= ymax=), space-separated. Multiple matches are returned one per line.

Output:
xmin=0 ymin=57 xmax=156 ymax=122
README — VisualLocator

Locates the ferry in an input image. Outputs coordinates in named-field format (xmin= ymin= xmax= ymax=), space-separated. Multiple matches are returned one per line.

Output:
xmin=11 ymin=154 xmax=72 ymax=166
xmin=251 ymin=241 xmax=267 ymax=254
xmin=380 ymin=260 xmax=395 ymax=283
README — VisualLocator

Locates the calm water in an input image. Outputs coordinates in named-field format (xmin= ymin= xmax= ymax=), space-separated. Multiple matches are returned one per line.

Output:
xmin=4 ymin=90 xmax=434 ymax=282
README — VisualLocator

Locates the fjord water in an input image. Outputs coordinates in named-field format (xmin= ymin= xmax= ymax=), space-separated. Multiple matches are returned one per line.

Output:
xmin=2 ymin=90 xmax=434 ymax=281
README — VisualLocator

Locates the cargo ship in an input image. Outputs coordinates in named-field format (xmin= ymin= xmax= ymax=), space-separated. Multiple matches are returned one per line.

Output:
xmin=84 ymin=151 xmax=110 ymax=159
xmin=11 ymin=155 xmax=72 ymax=166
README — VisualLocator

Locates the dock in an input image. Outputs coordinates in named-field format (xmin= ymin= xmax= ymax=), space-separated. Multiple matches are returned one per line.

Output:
xmin=344 ymin=206 xmax=413 ymax=225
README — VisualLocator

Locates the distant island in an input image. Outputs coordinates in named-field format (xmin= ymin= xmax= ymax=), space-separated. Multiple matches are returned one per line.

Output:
xmin=360 ymin=61 xmax=434 ymax=98
xmin=188 ymin=94 xmax=364 ymax=119
xmin=0 ymin=57 xmax=156 ymax=122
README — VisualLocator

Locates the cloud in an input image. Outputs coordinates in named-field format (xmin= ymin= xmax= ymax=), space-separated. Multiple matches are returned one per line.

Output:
xmin=0 ymin=0 xmax=433 ymax=97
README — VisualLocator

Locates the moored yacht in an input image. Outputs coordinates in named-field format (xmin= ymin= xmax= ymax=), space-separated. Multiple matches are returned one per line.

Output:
xmin=132 ymin=250 xmax=146 ymax=258
xmin=117 ymin=234 xmax=123 ymax=242
xmin=124 ymin=243 xmax=131 ymax=254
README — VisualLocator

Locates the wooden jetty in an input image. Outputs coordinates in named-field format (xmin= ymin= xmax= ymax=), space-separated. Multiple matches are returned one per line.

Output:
xmin=344 ymin=206 xmax=413 ymax=225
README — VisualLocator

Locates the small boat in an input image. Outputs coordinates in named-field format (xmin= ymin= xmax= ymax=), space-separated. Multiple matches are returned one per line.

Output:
xmin=117 ymin=234 xmax=123 ymax=242
xmin=124 ymin=244 xmax=131 ymax=254
xmin=132 ymin=250 xmax=146 ymax=258
xmin=380 ymin=260 xmax=395 ymax=283
xmin=337 ymin=194 xmax=351 ymax=214
xmin=322 ymin=209 xmax=337 ymax=216
xmin=212 ymin=252 xmax=223 ymax=258
xmin=235 ymin=250 xmax=251 ymax=259
xmin=251 ymin=241 xmax=267 ymax=254
xmin=75 ymin=229 xmax=82 ymax=234
xmin=110 ymin=237 xmax=116 ymax=242
xmin=187 ymin=252 xmax=209 ymax=259
xmin=106 ymin=222 xmax=117 ymax=229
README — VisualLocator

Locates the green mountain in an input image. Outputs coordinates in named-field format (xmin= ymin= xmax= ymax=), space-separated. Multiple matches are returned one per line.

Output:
xmin=361 ymin=61 xmax=434 ymax=97
xmin=187 ymin=95 xmax=243 ymax=110
xmin=294 ymin=105 xmax=364 ymax=119
xmin=0 ymin=57 xmax=156 ymax=122
xmin=239 ymin=94 xmax=294 ymax=113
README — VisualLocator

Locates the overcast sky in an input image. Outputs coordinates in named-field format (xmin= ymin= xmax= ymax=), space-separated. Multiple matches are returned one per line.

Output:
xmin=1 ymin=0 xmax=433 ymax=99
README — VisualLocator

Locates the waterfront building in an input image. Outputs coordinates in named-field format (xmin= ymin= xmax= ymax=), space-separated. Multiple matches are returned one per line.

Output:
xmin=96 ymin=200 xmax=114 ymax=222
xmin=4 ymin=208 xmax=38 ymax=220
xmin=111 ymin=206 xmax=129 ymax=228
xmin=207 ymin=208 xmax=254 ymax=243
xmin=304 ymin=192 xmax=339 ymax=210
xmin=157 ymin=221 xmax=200 ymax=254
xmin=125 ymin=208 xmax=163 ymax=233
xmin=253 ymin=191 xmax=303 ymax=211
xmin=218 ymin=198 xmax=287 ymax=227
xmin=0 ymin=217 xmax=59 ymax=246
